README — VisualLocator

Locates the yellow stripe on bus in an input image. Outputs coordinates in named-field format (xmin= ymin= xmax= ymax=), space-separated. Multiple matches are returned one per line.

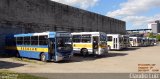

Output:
xmin=6 ymin=46 xmax=48 ymax=53
xmin=73 ymin=43 xmax=92 ymax=49
xmin=73 ymin=43 xmax=107 ymax=49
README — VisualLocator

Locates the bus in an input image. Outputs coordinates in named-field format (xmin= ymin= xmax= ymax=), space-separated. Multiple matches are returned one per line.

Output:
xmin=71 ymin=32 xmax=108 ymax=56
xmin=122 ymin=35 xmax=130 ymax=48
xmin=141 ymin=37 xmax=148 ymax=47
xmin=107 ymin=34 xmax=124 ymax=50
xmin=149 ymin=38 xmax=157 ymax=46
xmin=153 ymin=38 xmax=158 ymax=45
xmin=129 ymin=37 xmax=142 ymax=47
xmin=5 ymin=31 xmax=73 ymax=62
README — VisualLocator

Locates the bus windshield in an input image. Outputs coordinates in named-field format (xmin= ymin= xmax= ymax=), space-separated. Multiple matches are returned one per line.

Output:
xmin=57 ymin=37 xmax=72 ymax=52
xmin=100 ymin=35 xmax=107 ymax=42
xmin=100 ymin=35 xmax=107 ymax=45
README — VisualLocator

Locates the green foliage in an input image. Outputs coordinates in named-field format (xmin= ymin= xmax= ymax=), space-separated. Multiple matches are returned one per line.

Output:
xmin=0 ymin=70 xmax=47 ymax=79
xmin=156 ymin=34 xmax=160 ymax=41
xmin=148 ymin=33 xmax=156 ymax=38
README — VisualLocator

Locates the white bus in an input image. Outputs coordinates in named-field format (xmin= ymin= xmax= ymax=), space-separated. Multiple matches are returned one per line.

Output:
xmin=122 ymin=35 xmax=130 ymax=48
xmin=107 ymin=34 xmax=124 ymax=50
xmin=129 ymin=37 xmax=142 ymax=47
xmin=71 ymin=32 xmax=108 ymax=56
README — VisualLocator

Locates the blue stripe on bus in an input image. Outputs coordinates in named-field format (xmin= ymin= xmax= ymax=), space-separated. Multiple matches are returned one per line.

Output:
xmin=19 ymin=50 xmax=49 ymax=60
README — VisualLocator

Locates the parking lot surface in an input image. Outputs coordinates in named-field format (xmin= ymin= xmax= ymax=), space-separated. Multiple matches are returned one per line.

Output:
xmin=0 ymin=46 xmax=160 ymax=73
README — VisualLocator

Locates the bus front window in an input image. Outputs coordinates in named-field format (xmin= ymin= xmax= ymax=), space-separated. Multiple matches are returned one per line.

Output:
xmin=100 ymin=35 xmax=107 ymax=47
xmin=57 ymin=37 xmax=72 ymax=52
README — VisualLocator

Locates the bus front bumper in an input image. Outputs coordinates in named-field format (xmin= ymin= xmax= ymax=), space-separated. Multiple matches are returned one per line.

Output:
xmin=56 ymin=52 xmax=73 ymax=62
xmin=98 ymin=48 xmax=108 ymax=55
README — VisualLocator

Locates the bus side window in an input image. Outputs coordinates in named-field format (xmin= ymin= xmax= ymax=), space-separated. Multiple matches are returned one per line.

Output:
xmin=24 ymin=37 xmax=31 ymax=45
xmin=107 ymin=36 xmax=112 ymax=41
xmin=31 ymin=36 xmax=38 ymax=45
xmin=81 ymin=35 xmax=91 ymax=43
xmin=39 ymin=36 xmax=48 ymax=45
xmin=73 ymin=35 xmax=81 ymax=43
xmin=130 ymin=38 xmax=133 ymax=41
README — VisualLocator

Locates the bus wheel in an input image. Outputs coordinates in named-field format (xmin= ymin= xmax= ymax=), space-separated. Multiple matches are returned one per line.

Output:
xmin=40 ymin=53 xmax=46 ymax=62
xmin=81 ymin=49 xmax=88 ymax=57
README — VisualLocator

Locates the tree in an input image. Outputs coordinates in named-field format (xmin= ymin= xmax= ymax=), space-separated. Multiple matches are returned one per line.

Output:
xmin=156 ymin=34 xmax=160 ymax=41
xmin=148 ymin=33 xmax=156 ymax=38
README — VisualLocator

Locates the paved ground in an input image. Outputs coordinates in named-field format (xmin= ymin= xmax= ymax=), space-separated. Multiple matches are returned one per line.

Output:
xmin=0 ymin=45 xmax=160 ymax=73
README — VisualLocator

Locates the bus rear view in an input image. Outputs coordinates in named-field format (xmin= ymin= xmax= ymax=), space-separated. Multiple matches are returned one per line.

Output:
xmin=5 ymin=31 xmax=73 ymax=62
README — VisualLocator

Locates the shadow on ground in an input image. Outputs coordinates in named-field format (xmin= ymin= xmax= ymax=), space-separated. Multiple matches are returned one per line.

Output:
xmin=0 ymin=61 xmax=25 ymax=69
xmin=61 ymin=52 xmax=128 ymax=63
xmin=0 ymin=52 xmax=14 ymax=58
xmin=106 ymin=53 xmax=128 ymax=58
xmin=58 ymin=54 xmax=99 ymax=63
xmin=119 ymin=47 xmax=140 ymax=51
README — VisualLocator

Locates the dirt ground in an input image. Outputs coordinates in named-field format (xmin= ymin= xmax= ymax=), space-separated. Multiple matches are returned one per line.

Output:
xmin=0 ymin=45 xmax=160 ymax=73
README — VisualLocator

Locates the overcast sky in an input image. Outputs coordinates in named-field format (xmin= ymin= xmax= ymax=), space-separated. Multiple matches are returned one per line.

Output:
xmin=51 ymin=0 xmax=160 ymax=30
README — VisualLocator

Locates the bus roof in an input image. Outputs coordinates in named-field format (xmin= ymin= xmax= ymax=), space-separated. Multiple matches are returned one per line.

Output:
xmin=71 ymin=32 xmax=106 ymax=35
xmin=14 ymin=32 xmax=55 ymax=37
xmin=129 ymin=37 xmax=142 ymax=39
xmin=107 ymin=34 xmax=121 ymax=36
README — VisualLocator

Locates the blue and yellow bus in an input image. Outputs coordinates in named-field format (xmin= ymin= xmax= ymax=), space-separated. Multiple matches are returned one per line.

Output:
xmin=5 ymin=31 xmax=73 ymax=62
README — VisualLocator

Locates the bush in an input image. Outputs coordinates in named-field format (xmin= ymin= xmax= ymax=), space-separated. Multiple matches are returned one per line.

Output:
xmin=148 ymin=33 xmax=156 ymax=38
xmin=156 ymin=34 xmax=160 ymax=41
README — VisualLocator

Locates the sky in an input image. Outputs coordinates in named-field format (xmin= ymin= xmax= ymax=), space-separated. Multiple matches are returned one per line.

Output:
xmin=51 ymin=0 xmax=160 ymax=30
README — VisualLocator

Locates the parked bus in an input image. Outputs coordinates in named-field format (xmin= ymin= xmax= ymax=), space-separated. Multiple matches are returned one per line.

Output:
xmin=141 ymin=37 xmax=148 ymax=47
xmin=71 ymin=32 xmax=108 ymax=56
xmin=149 ymin=38 xmax=157 ymax=46
xmin=129 ymin=37 xmax=142 ymax=47
xmin=5 ymin=31 xmax=73 ymax=62
xmin=122 ymin=35 xmax=130 ymax=48
xmin=107 ymin=34 xmax=124 ymax=50
xmin=153 ymin=38 xmax=158 ymax=45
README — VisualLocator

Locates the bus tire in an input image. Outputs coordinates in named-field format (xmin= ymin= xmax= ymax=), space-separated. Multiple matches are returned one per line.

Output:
xmin=40 ymin=53 xmax=46 ymax=62
xmin=81 ymin=48 xmax=88 ymax=57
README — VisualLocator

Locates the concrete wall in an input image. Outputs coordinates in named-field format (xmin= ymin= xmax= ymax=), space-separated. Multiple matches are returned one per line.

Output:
xmin=0 ymin=0 xmax=126 ymax=52
xmin=156 ymin=21 xmax=160 ymax=33
xmin=151 ymin=21 xmax=160 ymax=33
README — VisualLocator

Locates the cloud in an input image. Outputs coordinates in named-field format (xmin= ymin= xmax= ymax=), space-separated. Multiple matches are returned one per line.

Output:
xmin=106 ymin=0 xmax=160 ymax=28
xmin=106 ymin=0 xmax=160 ymax=17
xmin=51 ymin=0 xmax=99 ymax=9
xmin=122 ymin=15 xmax=160 ymax=27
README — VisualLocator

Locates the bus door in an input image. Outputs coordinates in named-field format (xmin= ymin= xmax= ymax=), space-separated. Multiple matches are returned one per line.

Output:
xmin=133 ymin=39 xmax=136 ymax=46
xmin=92 ymin=36 xmax=99 ymax=54
xmin=49 ymin=38 xmax=55 ymax=60
xmin=113 ymin=37 xmax=118 ymax=49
